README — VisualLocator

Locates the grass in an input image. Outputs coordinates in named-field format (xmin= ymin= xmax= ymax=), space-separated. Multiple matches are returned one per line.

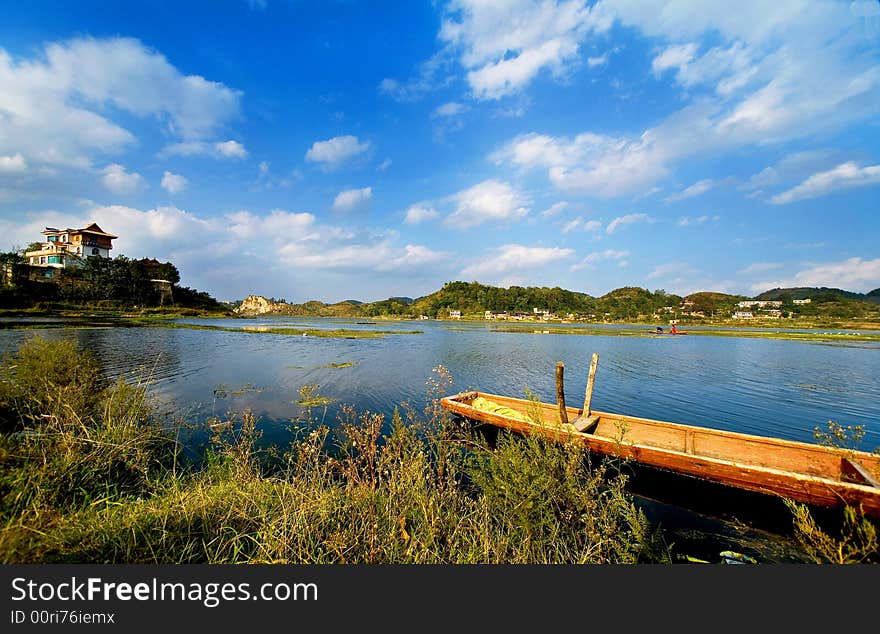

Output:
xmin=0 ymin=337 xmax=668 ymax=564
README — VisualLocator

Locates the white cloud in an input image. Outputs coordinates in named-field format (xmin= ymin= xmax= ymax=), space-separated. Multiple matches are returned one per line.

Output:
xmin=739 ymin=262 xmax=781 ymax=275
xmin=215 ymin=141 xmax=248 ymax=159
xmin=571 ymin=249 xmax=629 ymax=271
xmin=279 ymin=240 xmax=447 ymax=272
xmin=490 ymin=2 xmax=880 ymax=198
xmin=606 ymin=213 xmax=650 ymax=234
xmin=101 ymin=164 xmax=145 ymax=195
xmin=587 ymin=53 xmax=609 ymax=67
xmin=0 ymin=153 xmax=27 ymax=173
xmin=378 ymin=50 xmax=454 ymax=103
xmin=306 ymin=135 xmax=370 ymax=168
xmin=439 ymin=0 xmax=612 ymax=99
xmin=461 ymin=243 xmax=574 ymax=279
xmin=0 ymin=37 xmax=241 ymax=167
xmin=677 ymin=214 xmax=718 ymax=227
xmin=539 ymin=201 xmax=569 ymax=217
xmin=648 ymin=262 xmax=697 ymax=280
xmin=771 ymin=162 xmax=880 ymax=204
xmin=561 ymin=217 xmax=583 ymax=234
xmin=1 ymin=205 xmax=446 ymax=298
xmin=161 ymin=171 xmax=188 ymax=194
xmin=377 ymin=159 xmax=392 ymax=171
xmin=432 ymin=102 xmax=467 ymax=118
xmin=493 ymin=131 xmax=666 ymax=198
xmin=332 ymin=187 xmax=372 ymax=211
xmin=446 ymin=179 xmax=530 ymax=228
xmin=561 ymin=216 xmax=603 ymax=234
xmin=665 ymin=178 xmax=714 ymax=202
xmin=161 ymin=139 xmax=247 ymax=159
xmin=651 ymin=42 xmax=698 ymax=77
xmin=226 ymin=209 xmax=317 ymax=241
xmin=751 ymin=257 xmax=880 ymax=293
xmin=404 ymin=202 xmax=440 ymax=225
xmin=744 ymin=150 xmax=836 ymax=191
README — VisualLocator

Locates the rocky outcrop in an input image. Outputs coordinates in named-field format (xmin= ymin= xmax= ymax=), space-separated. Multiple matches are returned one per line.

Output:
xmin=234 ymin=295 xmax=286 ymax=316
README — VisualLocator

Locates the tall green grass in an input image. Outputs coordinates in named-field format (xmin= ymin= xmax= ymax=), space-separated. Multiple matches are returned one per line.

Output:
xmin=0 ymin=336 xmax=673 ymax=563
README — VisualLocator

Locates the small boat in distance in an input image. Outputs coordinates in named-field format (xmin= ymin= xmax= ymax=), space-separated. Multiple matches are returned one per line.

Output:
xmin=440 ymin=355 xmax=880 ymax=517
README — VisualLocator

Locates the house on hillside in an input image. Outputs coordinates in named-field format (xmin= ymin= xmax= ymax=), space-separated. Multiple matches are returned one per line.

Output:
xmin=733 ymin=311 xmax=754 ymax=319
xmin=793 ymin=298 xmax=812 ymax=305
xmin=449 ymin=309 xmax=462 ymax=319
xmin=24 ymin=223 xmax=117 ymax=279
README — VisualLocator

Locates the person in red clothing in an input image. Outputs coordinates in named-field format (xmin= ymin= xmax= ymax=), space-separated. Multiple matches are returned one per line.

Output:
xmin=670 ymin=324 xmax=678 ymax=334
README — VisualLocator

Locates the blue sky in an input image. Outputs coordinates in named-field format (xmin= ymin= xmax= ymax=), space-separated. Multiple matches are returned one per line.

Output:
xmin=1 ymin=1 xmax=879 ymax=303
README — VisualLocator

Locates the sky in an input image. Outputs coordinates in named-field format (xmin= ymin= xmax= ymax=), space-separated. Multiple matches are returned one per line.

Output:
xmin=1 ymin=0 xmax=879 ymax=303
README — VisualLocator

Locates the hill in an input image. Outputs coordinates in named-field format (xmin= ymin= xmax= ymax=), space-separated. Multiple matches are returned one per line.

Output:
xmin=408 ymin=281 xmax=595 ymax=317
xmin=756 ymin=287 xmax=868 ymax=301
xmin=235 ymin=296 xmax=363 ymax=318
xmin=232 ymin=281 xmax=880 ymax=324
xmin=593 ymin=287 xmax=681 ymax=320
xmin=683 ymin=292 xmax=748 ymax=315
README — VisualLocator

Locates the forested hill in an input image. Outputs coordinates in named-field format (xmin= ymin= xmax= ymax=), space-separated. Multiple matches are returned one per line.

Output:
xmin=757 ymin=287 xmax=880 ymax=304
xmin=239 ymin=282 xmax=748 ymax=320
xmin=238 ymin=280 xmax=880 ymax=322
xmin=403 ymin=281 xmax=594 ymax=317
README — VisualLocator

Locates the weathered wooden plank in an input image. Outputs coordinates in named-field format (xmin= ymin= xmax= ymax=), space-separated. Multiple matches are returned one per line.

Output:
xmin=573 ymin=414 xmax=600 ymax=433
xmin=582 ymin=352 xmax=599 ymax=415
xmin=555 ymin=362 xmax=568 ymax=426
xmin=842 ymin=458 xmax=880 ymax=488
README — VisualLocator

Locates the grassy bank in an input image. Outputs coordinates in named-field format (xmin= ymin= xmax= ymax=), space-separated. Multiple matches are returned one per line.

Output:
xmin=0 ymin=337 xmax=665 ymax=563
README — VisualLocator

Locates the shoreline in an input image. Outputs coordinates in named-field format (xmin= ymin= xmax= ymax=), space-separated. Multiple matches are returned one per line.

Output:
xmin=2 ymin=309 xmax=879 ymax=342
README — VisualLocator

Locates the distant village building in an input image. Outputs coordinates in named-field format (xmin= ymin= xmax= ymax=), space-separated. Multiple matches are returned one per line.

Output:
xmin=733 ymin=311 xmax=754 ymax=319
xmin=793 ymin=298 xmax=812 ymax=305
xmin=736 ymin=300 xmax=782 ymax=309
xmin=24 ymin=223 xmax=117 ymax=278
xmin=484 ymin=310 xmax=509 ymax=320
xmin=449 ymin=309 xmax=462 ymax=319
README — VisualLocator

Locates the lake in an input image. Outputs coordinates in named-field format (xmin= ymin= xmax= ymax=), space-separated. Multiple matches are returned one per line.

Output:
xmin=2 ymin=317 xmax=877 ymax=451
xmin=3 ymin=316 xmax=878 ymax=561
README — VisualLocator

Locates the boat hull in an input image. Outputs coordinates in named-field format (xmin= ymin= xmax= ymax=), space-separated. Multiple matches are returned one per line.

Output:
xmin=440 ymin=391 xmax=880 ymax=517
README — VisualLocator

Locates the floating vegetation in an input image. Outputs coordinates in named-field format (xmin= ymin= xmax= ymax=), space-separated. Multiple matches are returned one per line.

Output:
xmin=296 ymin=383 xmax=332 ymax=408
xmin=152 ymin=322 xmax=422 ymax=338
xmin=230 ymin=383 xmax=265 ymax=396
xmin=316 ymin=361 xmax=358 ymax=369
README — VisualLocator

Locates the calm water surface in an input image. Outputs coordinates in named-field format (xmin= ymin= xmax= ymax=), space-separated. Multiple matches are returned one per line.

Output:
xmin=2 ymin=317 xmax=877 ymax=449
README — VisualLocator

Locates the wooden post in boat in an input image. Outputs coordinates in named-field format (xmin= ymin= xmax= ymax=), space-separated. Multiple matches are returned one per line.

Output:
xmin=555 ymin=362 xmax=568 ymax=425
xmin=572 ymin=353 xmax=600 ymax=433
xmin=583 ymin=352 xmax=599 ymax=415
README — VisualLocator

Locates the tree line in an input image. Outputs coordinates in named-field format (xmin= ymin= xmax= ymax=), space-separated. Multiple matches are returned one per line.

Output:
xmin=0 ymin=251 xmax=223 ymax=311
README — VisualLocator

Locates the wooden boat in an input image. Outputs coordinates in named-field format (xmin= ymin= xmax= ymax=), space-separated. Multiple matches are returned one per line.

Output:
xmin=440 ymin=355 xmax=880 ymax=516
